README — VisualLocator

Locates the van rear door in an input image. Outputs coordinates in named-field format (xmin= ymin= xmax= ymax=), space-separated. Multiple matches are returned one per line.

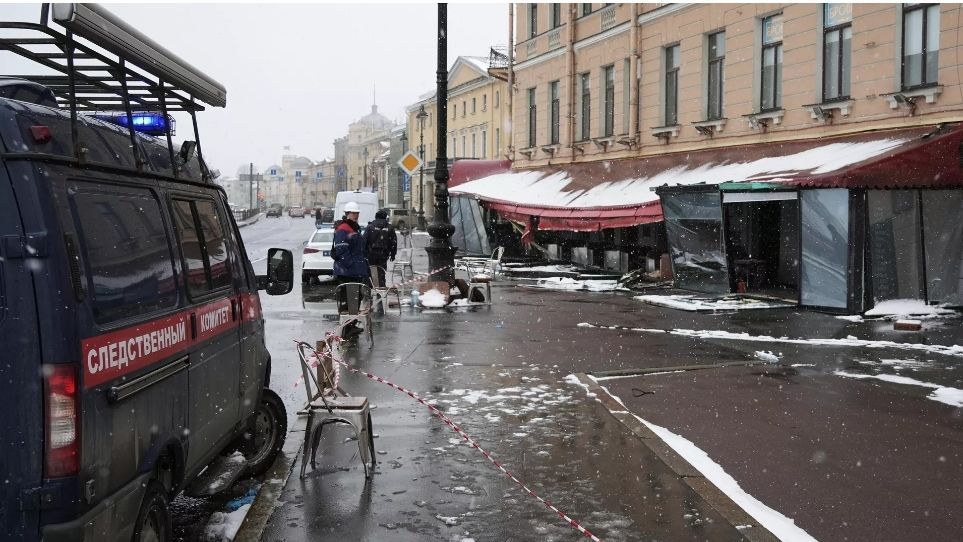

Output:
xmin=0 ymin=163 xmax=43 ymax=540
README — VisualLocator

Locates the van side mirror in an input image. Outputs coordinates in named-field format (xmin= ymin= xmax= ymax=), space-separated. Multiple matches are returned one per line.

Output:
xmin=179 ymin=141 xmax=197 ymax=164
xmin=257 ymin=248 xmax=293 ymax=295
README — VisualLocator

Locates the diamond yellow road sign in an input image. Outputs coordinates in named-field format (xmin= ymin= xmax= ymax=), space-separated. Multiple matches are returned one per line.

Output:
xmin=398 ymin=151 xmax=423 ymax=176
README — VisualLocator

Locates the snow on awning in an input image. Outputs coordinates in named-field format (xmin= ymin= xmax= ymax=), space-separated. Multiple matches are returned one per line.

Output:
xmin=449 ymin=124 xmax=963 ymax=231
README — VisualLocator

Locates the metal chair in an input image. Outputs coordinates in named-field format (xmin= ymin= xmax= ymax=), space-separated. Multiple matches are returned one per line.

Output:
xmin=296 ymin=340 xmax=375 ymax=479
xmin=461 ymin=246 xmax=505 ymax=281
xmin=335 ymin=282 xmax=374 ymax=348
xmin=369 ymin=265 xmax=401 ymax=315
xmin=390 ymin=247 xmax=414 ymax=285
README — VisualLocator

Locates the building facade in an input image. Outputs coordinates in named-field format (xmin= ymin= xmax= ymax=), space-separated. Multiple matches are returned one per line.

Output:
xmin=448 ymin=3 xmax=963 ymax=312
xmin=512 ymin=3 xmax=963 ymax=165
xmin=406 ymin=55 xmax=511 ymax=223
xmin=346 ymin=104 xmax=397 ymax=193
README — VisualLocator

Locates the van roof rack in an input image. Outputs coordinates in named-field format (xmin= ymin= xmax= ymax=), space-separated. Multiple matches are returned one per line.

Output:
xmin=0 ymin=3 xmax=227 ymax=182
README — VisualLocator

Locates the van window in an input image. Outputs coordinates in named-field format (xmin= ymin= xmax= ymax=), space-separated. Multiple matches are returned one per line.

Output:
xmin=172 ymin=198 xmax=233 ymax=297
xmin=72 ymin=185 xmax=177 ymax=323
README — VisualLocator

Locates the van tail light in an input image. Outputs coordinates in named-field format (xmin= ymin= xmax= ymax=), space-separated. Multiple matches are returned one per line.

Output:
xmin=44 ymin=364 xmax=79 ymax=478
xmin=303 ymin=247 xmax=320 ymax=254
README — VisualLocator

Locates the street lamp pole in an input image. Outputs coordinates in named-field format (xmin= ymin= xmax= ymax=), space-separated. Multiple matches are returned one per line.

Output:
xmin=399 ymin=130 xmax=408 ymax=208
xmin=416 ymin=103 xmax=428 ymax=230
xmin=426 ymin=2 xmax=456 ymax=283
xmin=249 ymin=162 xmax=254 ymax=209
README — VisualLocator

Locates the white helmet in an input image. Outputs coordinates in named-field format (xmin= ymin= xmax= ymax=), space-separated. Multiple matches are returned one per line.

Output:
xmin=343 ymin=201 xmax=360 ymax=213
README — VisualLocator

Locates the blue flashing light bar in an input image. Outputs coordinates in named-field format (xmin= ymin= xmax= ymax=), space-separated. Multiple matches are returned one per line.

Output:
xmin=93 ymin=113 xmax=175 ymax=136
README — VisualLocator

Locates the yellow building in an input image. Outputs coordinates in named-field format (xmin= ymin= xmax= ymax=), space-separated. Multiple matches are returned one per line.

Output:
xmin=406 ymin=55 xmax=510 ymax=222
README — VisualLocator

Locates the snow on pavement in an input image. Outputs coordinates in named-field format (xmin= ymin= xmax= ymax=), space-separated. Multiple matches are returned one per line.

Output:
xmin=834 ymin=370 xmax=963 ymax=407
xmin=526 ymin=277 xmax=623 ymax=292
xmin=863 ymin=299 xmax=957 ymax=318
xmin=577 ymin=322 xmax=963 ymax=358
xmin=203 ymin=503 xmax=251 ymax=541
xmin=636 ymin=294 xmax=792 ymax=312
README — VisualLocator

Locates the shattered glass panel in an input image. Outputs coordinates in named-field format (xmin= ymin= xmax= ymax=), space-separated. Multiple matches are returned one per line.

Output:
xmin=662 ymin=191 xmax=729 ymax=293
xmin=800 ymin=189 xmax=849 ymax=308
xmin=922 ymin=190 xmax=963 ymax=305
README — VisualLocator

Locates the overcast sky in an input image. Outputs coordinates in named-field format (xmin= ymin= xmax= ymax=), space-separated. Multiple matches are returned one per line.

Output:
xmin=3 ymin=2 xmax=509 ymax=176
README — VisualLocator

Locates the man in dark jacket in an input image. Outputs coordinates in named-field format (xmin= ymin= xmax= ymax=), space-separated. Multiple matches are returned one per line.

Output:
xmin=333 ymin=202 xmax=370 ymax=285
xmin=363 ymin=210 xmax=397 ymax=287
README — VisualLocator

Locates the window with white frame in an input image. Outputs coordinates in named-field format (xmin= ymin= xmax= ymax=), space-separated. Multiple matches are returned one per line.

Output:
xmin=528 ymin=87 xmax=537 ymax=147
xmin=549 ymin=80 xmax=560 ymax=144
xmin=902 ymin=3 xmax=940 ymax=89
xmin=823 ymin=3 xmax=852 ymax=100
xmin=471 ymin=133 xmax=476 ymax=158
xmin=603 ymin=65 xmax=615 ymax=136
xmin=664 ymin=46 xmax=680 ymax=125
xmin=707 ymin=31 xmax=725 ymax=119
xmin=761 ymin=14 xmax=784 ymax=110
xmin=529 ymin=4 xmax=538 ymax=38
xmin=482 ymin=130 xmax=487 ymax=158
xmin=580 ymin=72 xmax=591 ymax=140
xmin=551 ymin=4 xmax=562 ymax=28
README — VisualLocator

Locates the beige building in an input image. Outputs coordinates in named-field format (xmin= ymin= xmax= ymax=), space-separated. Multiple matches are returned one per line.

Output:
xmin=512 ymin=2 xmax=963 ymax=166
xmin=406 ymin=55 xmax=510 ymax=221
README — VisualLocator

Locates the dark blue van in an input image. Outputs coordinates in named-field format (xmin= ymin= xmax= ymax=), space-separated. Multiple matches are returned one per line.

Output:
xmin=0 ymin=5 xmax=293 ymax=541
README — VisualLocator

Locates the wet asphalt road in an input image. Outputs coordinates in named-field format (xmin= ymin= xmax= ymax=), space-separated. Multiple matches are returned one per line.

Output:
xmin=175 ymin=216 xmax=963 ymax=541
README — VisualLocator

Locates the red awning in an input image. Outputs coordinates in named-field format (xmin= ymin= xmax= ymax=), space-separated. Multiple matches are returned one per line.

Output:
xmin=449 ymin=124 xmax=963 ymax=232
xmin=449 ymin=159 xmax=513 ymax=187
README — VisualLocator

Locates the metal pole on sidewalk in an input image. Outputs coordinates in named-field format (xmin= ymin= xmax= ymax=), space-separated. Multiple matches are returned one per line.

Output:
xmin=426 ymin=2 xmax=456 ymax=283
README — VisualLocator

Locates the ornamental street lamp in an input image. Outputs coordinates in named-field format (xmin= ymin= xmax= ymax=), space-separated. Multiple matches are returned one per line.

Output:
xmin=416 ymin=103 xmax=428 ymax=230
xmin=425 ymin=3 xmax=456 ymax=283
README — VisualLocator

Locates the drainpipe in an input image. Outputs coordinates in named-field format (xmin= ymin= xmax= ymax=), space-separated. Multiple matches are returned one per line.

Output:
xmin=567 ymin=3 xmax=577 ymax=157
xmin=630 ymin=2 xmax=640 ymax=141
xmin=507 ymin=4 xmax=514 ymax=160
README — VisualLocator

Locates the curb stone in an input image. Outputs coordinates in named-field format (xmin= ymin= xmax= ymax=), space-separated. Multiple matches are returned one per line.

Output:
xmin=573 ymin=372 xmax=781 ymax=542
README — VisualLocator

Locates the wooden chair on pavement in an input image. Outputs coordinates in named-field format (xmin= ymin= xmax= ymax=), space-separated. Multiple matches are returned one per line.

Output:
xmin=335 ymin=282 xmax=374 ymax=348
xmin=369 ymin=265 xmax=401 ymax=315
xmin=296 ymin=339 xmax=375 ymax=479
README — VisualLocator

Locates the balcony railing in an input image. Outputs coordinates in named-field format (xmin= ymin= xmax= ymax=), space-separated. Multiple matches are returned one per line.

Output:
xmin=600 ymin=4 xmax=617 ymax=31
xmin=548 ymin=28 xmax=562 ymax=49
xmin=489 ymin=46 xmax=509 ymax=69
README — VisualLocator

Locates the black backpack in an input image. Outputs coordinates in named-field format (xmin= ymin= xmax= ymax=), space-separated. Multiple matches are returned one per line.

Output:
xmin=367 ymin=225 xmax=393 ymax=257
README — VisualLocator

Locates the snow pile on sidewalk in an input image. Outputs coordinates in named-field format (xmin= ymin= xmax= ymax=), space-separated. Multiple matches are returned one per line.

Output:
xmin=527 ymin=277 xmax=623 ymax=292
xmin=203 ymin=503 xmax=251 ymax=541
xmin=636 ymin=294 xmax=792 ymax=312
xmin=863 ymin=299 xmax=957 ymax=319
xmin=420 ymin=288 xmax=448 ymax=308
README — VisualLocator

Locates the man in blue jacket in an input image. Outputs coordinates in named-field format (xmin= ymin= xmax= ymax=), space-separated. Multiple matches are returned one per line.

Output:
xmin=332 ymin=202 xmax=370 ymax=342
xmin=333 ymin=201 xmax=370 ymax=285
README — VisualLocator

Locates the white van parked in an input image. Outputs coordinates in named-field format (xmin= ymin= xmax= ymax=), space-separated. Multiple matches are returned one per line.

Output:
xmin=334 ymin=190 xmax=379 ymax=226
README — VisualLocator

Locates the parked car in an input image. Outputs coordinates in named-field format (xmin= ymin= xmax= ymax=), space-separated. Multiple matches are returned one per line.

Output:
xmin=266 ymin=205 xmax=282 ymax=218
xmin=385 ymin=207 xmax=411 ymax=230
xmin=0 ymin=6 xmax=294 ymax=542
xmin=302 ymin=227 xmax=336 ymax=283
xmin=288 ymin=205 xmax=305 ymax=218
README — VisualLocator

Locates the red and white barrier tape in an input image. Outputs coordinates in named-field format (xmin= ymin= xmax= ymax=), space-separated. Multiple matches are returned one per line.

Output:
xmin=294 ymin=337 xmax=602 ymax=541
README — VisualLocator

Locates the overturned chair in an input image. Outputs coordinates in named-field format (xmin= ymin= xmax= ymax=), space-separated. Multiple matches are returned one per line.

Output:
xmin=296 ymin=339 xmax=375 ymax=479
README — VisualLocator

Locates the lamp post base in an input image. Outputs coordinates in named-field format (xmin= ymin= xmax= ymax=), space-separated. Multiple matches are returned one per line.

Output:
xmin=425 ymin=222 xmax=456 ymax=283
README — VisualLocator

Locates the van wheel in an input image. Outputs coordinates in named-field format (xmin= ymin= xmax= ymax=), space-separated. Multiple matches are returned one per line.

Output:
xmin=132 ymin=481 xmax=170 ymax=542
xmin=240 ymin=388 xmax=287 ymax=478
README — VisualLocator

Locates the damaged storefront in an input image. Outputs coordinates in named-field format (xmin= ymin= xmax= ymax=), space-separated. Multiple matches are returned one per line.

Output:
xmin=656 ymin=124 xmax=963 ymax=313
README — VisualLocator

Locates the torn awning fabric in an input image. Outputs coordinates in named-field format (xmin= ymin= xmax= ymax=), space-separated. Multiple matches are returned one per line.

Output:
xmin=448 ymin=124 xmax=963 ymax=232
